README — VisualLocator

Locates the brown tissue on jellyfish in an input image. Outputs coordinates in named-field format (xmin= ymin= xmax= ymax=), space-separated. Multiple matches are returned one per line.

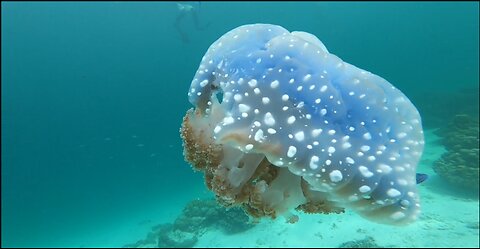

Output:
xmin=180 ymin=24 xmax=425 ymax=225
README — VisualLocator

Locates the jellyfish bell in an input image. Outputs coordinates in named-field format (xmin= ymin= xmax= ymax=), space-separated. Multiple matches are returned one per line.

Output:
xmin=180 ymin=24 xmax=424 ymax=225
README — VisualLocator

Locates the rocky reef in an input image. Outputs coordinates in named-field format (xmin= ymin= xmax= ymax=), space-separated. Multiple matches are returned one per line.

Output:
xmin=123 ymin=199 xmax=254 ymax=248
xmin=433 ymin=114 xmax=479 ymax=191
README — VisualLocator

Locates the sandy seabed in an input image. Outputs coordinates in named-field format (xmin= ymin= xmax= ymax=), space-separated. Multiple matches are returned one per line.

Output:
xmin=75 ymin=129 xmax=479 ymax=248
xmin=195 ymin=129 xmax=479 ymax=248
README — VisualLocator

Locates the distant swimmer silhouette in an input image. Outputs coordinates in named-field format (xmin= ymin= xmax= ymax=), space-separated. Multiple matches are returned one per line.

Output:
xmin=175 ymin=2 xmax=211 ymax=43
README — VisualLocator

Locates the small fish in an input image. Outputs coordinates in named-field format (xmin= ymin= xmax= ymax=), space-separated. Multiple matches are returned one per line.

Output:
xmin=416 ymin=173 xmax=429 ymax=184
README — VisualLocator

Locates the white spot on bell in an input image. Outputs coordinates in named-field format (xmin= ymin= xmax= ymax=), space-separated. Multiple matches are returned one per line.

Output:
xmin=199 ymin=80 xmax=209 ymax=87
xmin=345 ymin=157 xmax=355 ymax=164
xmin=287 ymin=116 xmax=296 ymax=124
xmin=254 ymin=129 xmax=265 ymax=142
xmin=234 ymin=94 xmax=242 ymax=102
xmin=387 ymin=188 xmax=401 ymax=198
xmin=270 ymin=80 xmax=279 ymax=89
xmin=267 ymin=128 xmax=276 ymax=134
xmin=359 ymin=185 xmax=371 ymax=193
xmin=223 ymin=117 xmax=235 ymax=125
xmin=360 ymin=145 xmax=370 ymax=152
xmin=329 ymin=170 xmax=343 ymax=182
xmin=262 ymin=97 xmax=270 ymax=104
xmin=358 ymin=166 xmax=374 ymax=177
xmin=294 ymin=131 xmax=305 ymax=141
xmin=264 ymin=112 xmax=275 ymax=126
xmin=238 ymin=104 xmax=250 ymax=113
xmin=287 ymin=146 xmax=297 ymax=158
xmin=378 ymin=164 xmax=392 ymax=174
xmin=312 ymin=129 xmax=322 ymax=137
xmin=310 ymin=156 xmax=319 ymax=169
xmin=327 ymin=146 xmax=336 ymax=153
xmin=363 ymin=132 xmax=372 ymax=140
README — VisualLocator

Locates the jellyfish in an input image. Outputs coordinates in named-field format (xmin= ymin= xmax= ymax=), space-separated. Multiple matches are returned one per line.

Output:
xmin=180 ymin=24 xmax=425 ymax=225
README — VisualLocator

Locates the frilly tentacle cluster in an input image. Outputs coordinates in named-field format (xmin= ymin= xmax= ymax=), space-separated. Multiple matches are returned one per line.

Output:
xmin=181 ymin=102 xmax=342 ymax=221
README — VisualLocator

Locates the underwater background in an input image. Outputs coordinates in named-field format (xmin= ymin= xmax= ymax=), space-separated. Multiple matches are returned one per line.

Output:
xmin=1 ymin=1 xmax=478 ymax=248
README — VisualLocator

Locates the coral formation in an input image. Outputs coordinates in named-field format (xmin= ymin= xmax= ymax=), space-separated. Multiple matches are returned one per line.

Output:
xmin=173 ymin=199 xmax=254 ymax=235
xmin=158 ymin=228 xmax=198 ymax=248
xmin=123 ymin=199 xmax=254 ymax=248
xmin=338 ymin=236 xmax=382 ymax=248
xmin=180 ymin=24 xmax=425 ymax=225
xmin=433 ymin=114 xmax=479 ymax=190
